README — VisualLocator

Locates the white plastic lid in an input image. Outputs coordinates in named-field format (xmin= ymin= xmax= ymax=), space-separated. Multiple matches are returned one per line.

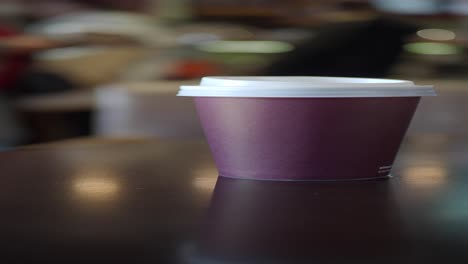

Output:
xmin=177 ymin=76 xmax=436 ymax=98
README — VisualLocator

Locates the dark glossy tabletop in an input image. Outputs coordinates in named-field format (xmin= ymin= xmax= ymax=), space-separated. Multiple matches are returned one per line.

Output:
xmin=0 ymin=136 xmax=467 ymax=264
xmin=1 ymin=84 xmax=468 ymax=263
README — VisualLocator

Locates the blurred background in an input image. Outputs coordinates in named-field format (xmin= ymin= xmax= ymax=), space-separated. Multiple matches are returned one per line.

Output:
xmin=0 ymin=0 xmax=466 ymax=147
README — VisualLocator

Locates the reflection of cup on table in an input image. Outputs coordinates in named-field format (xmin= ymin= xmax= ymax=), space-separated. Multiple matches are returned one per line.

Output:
xmin=190 ymin=177 xmax=405 ymax=263
xmin=179 ymin=77 xmax=435 ymax=181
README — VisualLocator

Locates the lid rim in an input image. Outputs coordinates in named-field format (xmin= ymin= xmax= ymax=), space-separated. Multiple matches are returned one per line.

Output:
xmin=178 ymin=77 xmax=436 ymax=98
xmin=200 ymin=76 xmax=415 ymax=85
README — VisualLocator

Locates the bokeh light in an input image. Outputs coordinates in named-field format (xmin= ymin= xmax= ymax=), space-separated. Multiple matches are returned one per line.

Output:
xmin=72 ymin=170 xmax=121 ymax=202
xmin=402 ymin=165 xmax=448 ymax=189
xmin=196 ymin=40 xmax=294 ymax=54
xmin=404 ymin=42 xmax=461 ymax=55
xmin=417 ymin=29 xmax=456 ymax=41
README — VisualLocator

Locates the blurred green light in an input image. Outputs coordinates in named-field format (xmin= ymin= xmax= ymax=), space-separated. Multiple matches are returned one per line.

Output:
xmin=404 ymin=42 xmax=461 ymax=55
xmin=196 ymin=40 xmax=294 ymax=54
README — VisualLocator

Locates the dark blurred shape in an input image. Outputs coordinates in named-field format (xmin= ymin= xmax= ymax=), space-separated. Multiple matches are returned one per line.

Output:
xmin=14 ymin=71 xmax=75 ymax=95
xmin=267 ymin=18 xmax=416 ymax=77
xmin=190 ymin=177 xmax=407 ymax=263
xmin=20 ymin=110 xmax=90 ymax=143
xmin=0 ymin=25 xmax=30 ymax=91
xmin=77 ymin=0 xmax=148 ymax=11
xmin=12 ymin=72 xmax=85 ymax=144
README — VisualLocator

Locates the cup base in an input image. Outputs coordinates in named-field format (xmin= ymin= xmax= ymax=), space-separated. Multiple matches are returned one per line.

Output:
xmin=218 ymin=174 xmax=393 ymax=182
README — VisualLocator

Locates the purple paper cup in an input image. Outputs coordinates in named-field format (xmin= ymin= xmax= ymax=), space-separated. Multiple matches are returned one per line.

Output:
xmin=178 ymin=77 xmax=435 ymax=181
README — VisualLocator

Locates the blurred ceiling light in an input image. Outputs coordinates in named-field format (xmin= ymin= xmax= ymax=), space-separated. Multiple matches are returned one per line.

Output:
xmin=196 ymin=40 xmax=294 ymax=54
xmin=404 ymin=42 xmax=460 ymax=55
xmin=26 ymin=11 xmax=176 ymax=46
xmin=373 ymin=0 xmax=440 ymax=14
xmin=43 ymin=23 xmax=84 ymax=35
xmin=176 ymin=33 xmax=220 ymax=45
xmin=446 ymin=1 xmax=468 ymax=15
xmin=35 ymin=47 xmax=105 ymax=60
xmin=72 ymin=170 xmax=121 ymax=201
xmin=417 ymin=29 xmax=456 ymax=41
